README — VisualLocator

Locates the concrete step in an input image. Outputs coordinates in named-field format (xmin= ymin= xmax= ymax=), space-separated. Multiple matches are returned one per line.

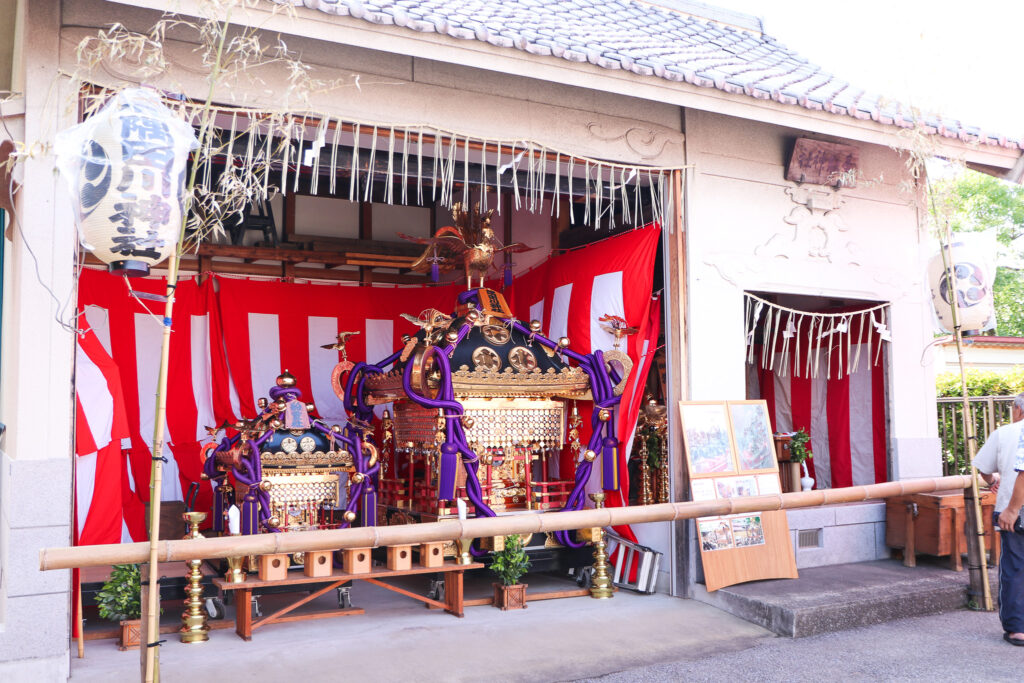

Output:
xmin=693 ymin=557 xmax=998 ymax=638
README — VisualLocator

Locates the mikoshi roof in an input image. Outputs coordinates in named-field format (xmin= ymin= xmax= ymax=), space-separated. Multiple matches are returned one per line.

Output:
xmin=288 ymin=0 xmax=1022 ymax=152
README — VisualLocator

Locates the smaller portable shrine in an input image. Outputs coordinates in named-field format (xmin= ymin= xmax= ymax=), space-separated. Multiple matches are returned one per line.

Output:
xmin=201 ymin=370 xmax=368 ymax=536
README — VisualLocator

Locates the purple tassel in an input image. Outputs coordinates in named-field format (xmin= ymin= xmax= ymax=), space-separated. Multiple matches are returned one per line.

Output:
xmin=438 ymin=442 xmax=459 ymax=500
xmin=503 ymin=263 xmax=513 ymax=288
xmin=361 ymin=485 xmax=377 ymax=526
xmin=602 ymin=435 xmax=620 ymax=491
xmin=241 ymin=492 xmax=258 ymax=535
xmin=431 ymin=260 xmax=439 ymax=282
xmin=212 ymin=484 xmax=226 ymax=533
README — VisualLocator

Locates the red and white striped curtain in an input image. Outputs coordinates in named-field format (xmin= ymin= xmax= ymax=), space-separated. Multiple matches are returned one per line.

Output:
xmin=74 ymin=227 xmax=662 ymax=532
xmin=750 ymin=312 xmax=888 ymax=488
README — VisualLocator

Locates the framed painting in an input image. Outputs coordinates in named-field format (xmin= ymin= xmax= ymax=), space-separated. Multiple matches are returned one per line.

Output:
xmin=727 ymin=400 xmax=777 ymax=473
xmin=679 ymin=402 xmax=736 ymax=476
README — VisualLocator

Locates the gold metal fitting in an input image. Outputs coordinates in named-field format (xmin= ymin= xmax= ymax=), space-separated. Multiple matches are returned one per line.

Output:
xmin=446 ymin=330 xmax=459 ymax=343
xmin=331 ymin=424 xmax=343 ymax=433
xmin=558 ymin=336 xmax=570 ymax=348
xmin=351 ymin=472 xmax=366 ymax=484
xmin=306 ymin=403 xmax=315 ymax=413
xmin=257 ymin=397 xmax=268 ymax=410
xmin=200 ymin=473 xmax=210 ymax=481
xmin=466 ymin=310 xmax=480 ymax=323
xmin=259 ymin=479 xmax=273 ymax=492
xmin=461 ymin=415 xmax=475 ymax=430
xmin=275 ymin=370 xmax=297 ymax=388
xmin=266 ymin=515 xmax=281 ymax=529
xmin=270 ymin=419 xmax=283 ymax=430
xmin=583 ymin=449 xmax=597 ymax=462
xmin=343 ymin=510 xmax=357 ymax=523
xmin=529 ymin=320 xmax=542 ymax=332
xmin=598 ymin=409 xmax=611 ymax=422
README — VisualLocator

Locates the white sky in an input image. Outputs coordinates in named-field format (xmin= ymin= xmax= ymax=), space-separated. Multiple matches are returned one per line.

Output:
xmin=713 ymin=0 xmax=1024 ymax=139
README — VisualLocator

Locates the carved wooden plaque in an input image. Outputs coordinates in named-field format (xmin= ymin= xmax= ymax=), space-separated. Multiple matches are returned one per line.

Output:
xmin=786 ymin=138 xmax=859 ymax=187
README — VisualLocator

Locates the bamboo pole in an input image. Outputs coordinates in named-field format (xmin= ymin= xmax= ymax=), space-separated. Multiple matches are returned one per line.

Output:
xmin=141 ymin=19 xmax=233 ymax=683
xmin=939 ymin=226 xmax=993 ymax=611
xmin=40 ymin=475 xmax=971 ymax=571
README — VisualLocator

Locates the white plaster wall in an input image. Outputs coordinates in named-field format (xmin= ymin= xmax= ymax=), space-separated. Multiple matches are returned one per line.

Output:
xmin=684 ymin=109 xmax=941 ymax=481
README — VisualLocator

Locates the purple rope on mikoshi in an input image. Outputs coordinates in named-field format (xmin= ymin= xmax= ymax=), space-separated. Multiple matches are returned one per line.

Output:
xmin=502 ymin=318 xmax=623 ymax=547
xmin=400 ymin=345 xmax=495 ymax=555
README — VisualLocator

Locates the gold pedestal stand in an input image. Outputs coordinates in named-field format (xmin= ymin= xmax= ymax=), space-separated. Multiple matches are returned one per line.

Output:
xmin=180 ymin=511 xmax=210 ymax=643
xmin=588 ymin=493 xmax=614 ymax=599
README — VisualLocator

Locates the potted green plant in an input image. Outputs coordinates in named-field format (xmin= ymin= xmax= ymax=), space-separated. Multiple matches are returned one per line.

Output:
xmin=789 ymin=429 xmax=815 ymax=490
xmin=96 ymin=563 xmax=142 ymax=650
xmin=490 ymin=534 xmax=531 ymax=610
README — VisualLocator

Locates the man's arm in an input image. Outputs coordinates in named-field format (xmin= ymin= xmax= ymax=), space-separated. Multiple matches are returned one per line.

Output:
xmin=998 ymin=473 xmax=1024 ymax=532
xmin=980 ymin=471 xmax=1001 ymax=494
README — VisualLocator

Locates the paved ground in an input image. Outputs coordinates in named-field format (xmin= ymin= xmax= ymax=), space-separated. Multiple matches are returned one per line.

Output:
xmin=581 ymin=608 xmax=1017 ymax=683
xmin=70 ymin=572 xmax=1014 ymax=683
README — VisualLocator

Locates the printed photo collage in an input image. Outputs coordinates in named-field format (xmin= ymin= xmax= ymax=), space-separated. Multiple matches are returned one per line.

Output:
xmin=679 ymin=401 xmax=781 ymax=552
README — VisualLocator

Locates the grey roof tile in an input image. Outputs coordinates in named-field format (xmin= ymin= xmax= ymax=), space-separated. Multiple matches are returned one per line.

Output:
xmin=291 ymin=0 xmax=1020 ymax=150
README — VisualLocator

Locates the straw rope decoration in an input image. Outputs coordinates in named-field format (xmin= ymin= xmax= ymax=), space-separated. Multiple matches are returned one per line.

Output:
xmin=75 ymin=88 xmax=683 ymax=249
xmin=743 ymin=293 xmax=891 ymax=379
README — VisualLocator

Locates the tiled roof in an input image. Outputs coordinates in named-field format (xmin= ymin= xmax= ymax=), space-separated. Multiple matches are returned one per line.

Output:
xmin=289 ymin=0 xmax=1022 ymax=152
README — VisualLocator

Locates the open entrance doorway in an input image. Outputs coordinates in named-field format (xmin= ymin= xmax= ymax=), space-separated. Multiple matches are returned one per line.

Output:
xmin=743 ymin=290 xmax=890 ymax=490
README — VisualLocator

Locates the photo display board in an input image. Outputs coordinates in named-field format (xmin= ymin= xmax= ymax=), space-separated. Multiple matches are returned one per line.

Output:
xmin=680 ymin=400 xmax=798 ymax=591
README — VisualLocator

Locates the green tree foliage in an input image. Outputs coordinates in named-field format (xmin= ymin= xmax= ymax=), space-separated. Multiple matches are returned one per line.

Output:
xmin=489 ymin=535 xmax=531 ymax=586
xmin=931 ymin=171 xmax=1024 ymax=336
xmin=935 ymin=367 xmax=1024 ymax=397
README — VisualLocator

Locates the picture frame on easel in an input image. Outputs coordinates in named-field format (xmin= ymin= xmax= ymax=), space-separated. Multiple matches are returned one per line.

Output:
xmin=726 ymin=400 xmax=778 ymax=474
xmin=679 ymin=402 xmax=737 ymax=476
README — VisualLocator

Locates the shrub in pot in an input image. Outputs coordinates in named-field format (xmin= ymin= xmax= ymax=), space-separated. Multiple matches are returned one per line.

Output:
xmin=490 ymin=534 xmax=531 ymax=610
xmin=96 ymin=563 xmax=142 ymax=650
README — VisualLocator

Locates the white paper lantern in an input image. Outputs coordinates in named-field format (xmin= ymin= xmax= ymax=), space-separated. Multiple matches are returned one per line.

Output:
xmin=927 ymin=234 xmax=997 ymax=333
xmin=56 ymin=89 xmax=198 ymax=276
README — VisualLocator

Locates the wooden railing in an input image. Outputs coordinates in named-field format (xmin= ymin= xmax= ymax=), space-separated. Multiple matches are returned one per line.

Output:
xmin=937 ymin=396 xmax=1016 ymax=475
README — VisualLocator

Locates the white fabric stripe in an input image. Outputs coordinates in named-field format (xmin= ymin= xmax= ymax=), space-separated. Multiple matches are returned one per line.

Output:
xmin=772 ymin=354 xmax=793 ymax=433
xmin=308 ymin=317 xmax=347 ymax=422
xmin=227 ymin=366 xmax=242 ymax=420
xmin=549 ymin=284 xmax=572 ymax=341
xmin=810 ymin=373 xmax=831 ymax=489
xmin=76 ymin=343 xmax=115 ymax=451
xmin=134 ymin=314 xmax=181 ymax=502
xmin=589 ymin=271 xmax=624 ymax=353
xmin=366 ymin=319 xmax=394 ymax=418
xmin=190 ymin=315 xmax=216 ymax=441
xmin=848 ymin=344 xmax=875 ymax=486
xmin=121 ymin=518 xmax=133 ymax=544
xmin=83 ymin=305 xmax=112 ymax=356
xmin=529 ymin=299 xmax=545 ymax=331
xmin=248 ymin=313 xmax=282 ymax=407
xmin=76 ymin=451 xmax=98 ymax=538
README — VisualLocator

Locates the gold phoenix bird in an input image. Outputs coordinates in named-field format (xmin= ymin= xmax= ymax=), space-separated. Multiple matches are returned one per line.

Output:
xmin=400 ymin=202 xmax=534 ymax=289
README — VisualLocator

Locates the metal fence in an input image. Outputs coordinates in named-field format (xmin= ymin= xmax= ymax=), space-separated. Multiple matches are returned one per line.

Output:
xmin=937 ymin=396 xmax=1016 ymax=475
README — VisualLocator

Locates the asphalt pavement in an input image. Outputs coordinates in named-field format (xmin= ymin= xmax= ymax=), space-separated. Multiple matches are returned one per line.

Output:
xmin=580 ymin=607 xmax=1018 ymax=683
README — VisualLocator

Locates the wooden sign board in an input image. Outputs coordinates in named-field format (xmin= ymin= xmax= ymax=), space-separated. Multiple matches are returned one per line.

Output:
xmin=786 ymin=137 xmax=859 ymax=187
xmin=680 ymin=400 xmax=798 ymax=592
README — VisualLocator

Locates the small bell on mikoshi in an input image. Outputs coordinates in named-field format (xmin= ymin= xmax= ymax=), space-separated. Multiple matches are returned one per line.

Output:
xmin=926 ymin=233 xmax=997 ymax=333
xmin=55 ymin=88 xmax=198 ymax=277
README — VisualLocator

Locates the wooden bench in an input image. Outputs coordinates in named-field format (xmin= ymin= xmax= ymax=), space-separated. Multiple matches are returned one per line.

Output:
xmin=213 ymin=560 xmax=483 ymax=641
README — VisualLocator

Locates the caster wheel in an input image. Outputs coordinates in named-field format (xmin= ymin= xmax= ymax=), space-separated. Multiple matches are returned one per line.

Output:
xmin=337 ymin=586 xmax=352 ymax=609
xmin=204 ymin=597 xmax=225 ymax=620
xmin=575 ymin=567 xmax=594 ymax=589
